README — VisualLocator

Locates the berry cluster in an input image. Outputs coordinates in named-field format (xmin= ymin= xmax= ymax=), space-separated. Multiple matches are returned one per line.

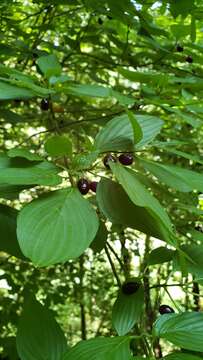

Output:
xmin=77 ymin=152 xmax=134 ymax=195
xmin=176 ymin=45 xmax=193 ymax=63
xmin=103 ymin=152 xmax=134 ymax=168
xmin=77 ymin=179 xmax=98 ymax=195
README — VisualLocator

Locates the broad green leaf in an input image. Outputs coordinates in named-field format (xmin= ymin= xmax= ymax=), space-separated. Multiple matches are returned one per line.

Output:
xmin=118 ymin=68 xmax=169 ymax=87
xmin=37 ymin=54 xmax=62 ymax=78
xmin=110 ymin=163 xmax=175 ymax=245
xmin=112 ymin=282 xmax=144 ymax=335
xmin=164 ymin=352 xmax=202 ymax=360
xmin=94 ymin=113 xmax=163 ymax=152
xmin=154 ymin=312 xmax=203 ymax=352
xmin=16 ymin=296 xmax=68 ymax=360
xmin=0 ymin=80 xmax=35 ymax=100
xmin=96 ymin=178 xmax=172 ymax=240
xmin=174 ymin=244 xmax=203 ymax=280
xmin=0 ymin=166 xmax=61 ymax=186
xmin=17 ymin=188 xmax=99 ymax=266
xmin=63 ymin=83 xmax=134 ymax=105
xmin=127 ymin=111 xmax=143 ymax=144
xmin=0 ymin=153 xmax=61 ymax=186
xmin=140 ymin=158 xmax=203 ymax=193
xmin=8 ymin=148 xmax=43 ymax=161
xmin=90 ymin=220 xmax=108 ymax=253
xmin=44 ymin=135 xmax=72 ymax=157
xmin=0 ymin=205 xmax=25 ymax=260
xmin=72 ymin=151 xmax=99 ymax=170
xmin=62 ymin=336 xmax=132 ymax=360
xmin=148 ymin=247 xmax=175 ymax=265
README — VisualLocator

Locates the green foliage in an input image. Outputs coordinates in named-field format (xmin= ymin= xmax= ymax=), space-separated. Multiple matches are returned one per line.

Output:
xmin=112 ymin=282 xmax=144 ymax=335
xmin=0 ymin=0 xmax=203 ymax=358
xmin=16 ymin=296 xmax=68 ymax=360
xmin=154 ymin=312 xmax=203 ymax=352
xmin=17 ymin=189 xmax=99 ymax=266
xmin=62 ymin=336 xmax=132 ymax=360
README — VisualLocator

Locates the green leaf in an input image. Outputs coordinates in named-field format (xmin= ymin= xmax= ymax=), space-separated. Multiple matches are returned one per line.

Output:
xmin=96 ymin=178 xmax=171 ymax=240
xmin=118 ymin=68 xmax=169 ymax=87
xmin=37 ymin=54 xmax=62 ymax=79
xmin=8 ymin=148 xmax=43 ymax=161
xmin=0 ymin=80 xmax=36 ymax=100
xmin=169 ymin=0 xmax=195 ymax=18
xmin=140 ymin=158 xmax=203 ymax=193
xmin=94 ymin=113 xmax=163 ymax=152
xmin=164 ymin=352 xmax=202 ymax=360
xmin=154 ymin=312 xmax=203 ymax=352
xmin=174 ymin=244 xmax=203 ymax=280
xmin=112 ymin=282 xmax=144 ymax=335
xmin=0 ymin=205 xmax=25 ymax=260
xmin=110 ymin=163 xmax=175 ymax=245
xmin=127 ymin=111 xmax=143 ymax=144
xmin=90 ymin=220 xmax=108 ymax=253
xmin=16 ymin=296 xmax=68 ymax=360
xmin=161 ymin=148 xmax=203 ymax=165
xmin=148 ymin=247 xmax=175 ymax=265
xmin=62 ymin=336 xmax=132 ymax=360
xmin=72 ymin=151 xmax=99 ymax=170
xmin=63 ymin=83 xmax=134 ymax=105
xmin=17 ymin=188 xmax=99 ymax=266
xmin=44 ymin=135 xmax=72 ymax=157
xmin=0 ymin=165 xmax=61 ymax=186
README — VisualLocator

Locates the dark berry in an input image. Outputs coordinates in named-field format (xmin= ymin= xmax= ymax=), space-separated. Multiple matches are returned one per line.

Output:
xmin=119 ymin=153 xmax=134 ymax=166
xmin=122 ymin=281 xmax=140 ymax=295
xmin=77 ymin=178 xmax=90 ymax=195
xmin=107 ymin=15 xmax=113 ymax=20
xmin=186 ymin=55 xmax=193 ymax=63
xmin=103 ymin=154 xmax=117 ymax=169
xmin=40 ymin=98 xmax=49 ymax=111
xmin=90 ymin=181 xmax=98 ymax=193
xmin=159 ymin=304 xmax=175 ymax=315
xmin=176 ymin=45 xmax=184 ymax=52
xmin=98 ymin=17 xmax=103 ymax=25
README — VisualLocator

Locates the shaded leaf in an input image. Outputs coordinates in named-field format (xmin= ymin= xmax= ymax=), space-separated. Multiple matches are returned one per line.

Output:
xmin=110 ymin=163 xmax=175 ymax=245
xmin=45 ymin=135 xmax=72 ymax=157
xmin=62 ymin=336 xmax=132 ymax=360
xmin=0 ymin=204 xmax=26 ymax=260
xmin=16 ymin=296 xmax=68 ymax=360
xmin=17 ymin=188 xmax=99 ymax=266
xmin=154 ymin=312 xmax=203 ymax=352
xmin=94 ymin=113 xmax=163 ymax=152
xmin=112 ymin=282 xmax=144 ymax=335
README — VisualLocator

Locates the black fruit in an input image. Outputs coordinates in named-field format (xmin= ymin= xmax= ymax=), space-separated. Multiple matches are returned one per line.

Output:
xmin=40 ymin=98 xmax=50 ymax=111
xmin=119 ymin=153 xmax=134 ymax=166
xmin=107 ymin=15 xmax=113 ymax=20
xmin=103 ymin=153 xmax=117 ymax=169
xmin=122 ymin=281 xmax=140 ymax=295
xmin=77 ymin=178 xmax=90 ymax=195
xmin=159 ymin=304 xmax=175 ymax=315
xmin=176 ymin=45 xmax=184 ymax=52
xmin=90 ymin=181 xmax=98 ymax=193
xmin=186 ymin=55 xmax=193 ymax=63
xmin=98 ymin=17 xmax=103 ymax=25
